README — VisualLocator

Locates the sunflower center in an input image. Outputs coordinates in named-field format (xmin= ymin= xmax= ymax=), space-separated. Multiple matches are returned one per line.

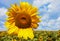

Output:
xmin=20 ymin=17 xmax=27 ymax=24
xmin=21 ymin=17 xmax=26 ymax=20
xmin=15 ymin=13 xmax=31 ymax=29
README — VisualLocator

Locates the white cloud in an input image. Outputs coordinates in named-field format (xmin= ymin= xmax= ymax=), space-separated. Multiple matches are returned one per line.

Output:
xmin=41 ymin=14 xmax=49 ymax=21
xmin=33 ymin=0 xmax=50 ymax=8
xmin=48 ymin=0 xmax=60 ymax=12
xmin=57 ymin=17 xmax=60 ymax=21
xmin=38 ymin=17 xmax=60 ymax=31
xmin=0 ymin=7 xmax=7 ymax=17
xmin=0 ymin=7 xmax=7 ymax=31
xmin=33 ymin=0 xmax=60 ymax=12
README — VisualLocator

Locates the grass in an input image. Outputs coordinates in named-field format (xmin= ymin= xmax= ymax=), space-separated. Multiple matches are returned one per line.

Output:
xmin=0 ymin=30 xmax=60 ymax=41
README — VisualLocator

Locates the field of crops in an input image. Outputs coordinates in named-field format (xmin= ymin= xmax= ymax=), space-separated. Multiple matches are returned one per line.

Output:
xmin=0 ymin=30 xmax=60 ymax=41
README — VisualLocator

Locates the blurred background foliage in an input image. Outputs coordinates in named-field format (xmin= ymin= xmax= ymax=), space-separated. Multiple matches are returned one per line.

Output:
xmin=0 ymin=30 xmax=60 ymax=41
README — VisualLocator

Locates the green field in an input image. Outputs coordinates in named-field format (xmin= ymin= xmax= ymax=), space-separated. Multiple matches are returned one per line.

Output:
xmin=0 ymin=30 xmax=60 ymax=41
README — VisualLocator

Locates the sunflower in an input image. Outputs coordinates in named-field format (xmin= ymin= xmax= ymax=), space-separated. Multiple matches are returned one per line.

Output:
xmin=47 ymin=37 xmax=53 ymax=41
xmin=38 ymin=36 xmax=43 ymax=41
xmin=5 ymin=2 xmax=41 ymax=39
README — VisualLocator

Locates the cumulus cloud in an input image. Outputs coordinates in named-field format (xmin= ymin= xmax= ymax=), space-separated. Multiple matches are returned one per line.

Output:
xmin=41 ymin=14 xmax=49 ymax=21
xmin=0 ymin=7 xmax=7 ymax=31
xmin=38 ymin=17 xmax=60 ymax=31
xmin=33 ymin=0 xmax=60 ymax=12
xmin=0 ymin=7 xmax=7 ymax=17
xmin=48 ymin=0 xmax=60 ymax=12
xmin=33 ymin=0 xmax=50 ymax=8
xmin=33 ymin=0 xmax=60 ymax=31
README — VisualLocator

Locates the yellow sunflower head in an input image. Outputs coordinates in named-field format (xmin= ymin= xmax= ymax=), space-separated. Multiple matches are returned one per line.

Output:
xmin=5 ymin=2 xmax=41 ymax=39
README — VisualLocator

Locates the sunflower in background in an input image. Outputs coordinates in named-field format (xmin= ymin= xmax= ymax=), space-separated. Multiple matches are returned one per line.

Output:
xmin=5 ymin=2 xmax=41 ymax=39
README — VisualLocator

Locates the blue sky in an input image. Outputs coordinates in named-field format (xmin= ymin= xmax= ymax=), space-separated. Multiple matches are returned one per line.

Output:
xmin=0 ymin=0 xmax=60 ymax=31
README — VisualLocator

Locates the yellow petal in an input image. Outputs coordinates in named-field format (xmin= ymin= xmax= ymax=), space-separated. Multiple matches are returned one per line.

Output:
xmin=18 ymin=29 xmax=24 ymax=38
xmin=36 ymin=16 xmax=41 ymax=19
xmin=31 ymin=15 xmax=40 ymax=23
xmin=25 ymin=2 xmax=31 ymax=9
xmin=20 ymin=2 xmax=26 ymax=9
xmin=6 ymin=12 xmax=13 ymax=17
xmin=27 ymin=28 xmax=34 ymax=39
xmin=18 ymin=28 xmax=34 ymax=39
xmin=31 ymin=12 xmax=39 ymax=16
xmin=30 ymin=7 xmax=38 ymax=14
xmin=11 ymin=4 xmax=21 ymax=12
xmin=31 ymin=23 xmax=38 ymax=29
xmin=11 ymin=4 xmax=17 ymax=10
xmin=8 ymin=27 xmax=17 ymax=34
xmin=5 ymin=22 xmax=10 ymax=28
xmin=13 ymin=26 xmax=19 ymax=34
xmin=5 ymin=22 xmax=15 ymax=29
xmin=32 ymin=18 xmax=40 ymax=23
xmin=6 ymin=17 xmax=14 ymax=20
xmin=8 ymin=8 xmax=14 ymax=13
